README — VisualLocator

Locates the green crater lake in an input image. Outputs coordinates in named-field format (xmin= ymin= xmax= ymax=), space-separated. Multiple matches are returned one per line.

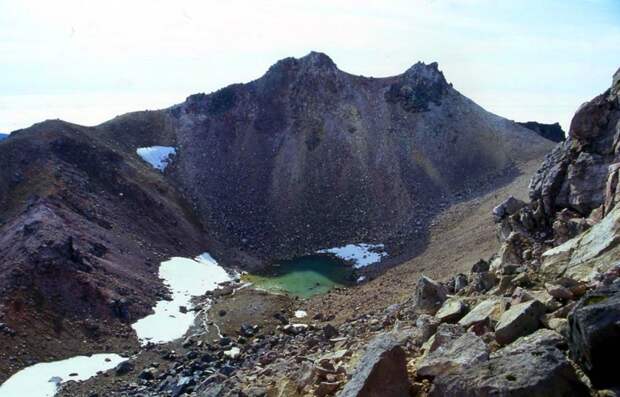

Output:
xmin=244 ymin=255 xmax=354 ymax=298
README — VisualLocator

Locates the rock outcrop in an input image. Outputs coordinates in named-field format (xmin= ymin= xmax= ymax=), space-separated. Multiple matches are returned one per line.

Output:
xmin=529 ymin=70 xmax=620 ymax=218
xmin=517 ymin=121 xmax=566 ymax=143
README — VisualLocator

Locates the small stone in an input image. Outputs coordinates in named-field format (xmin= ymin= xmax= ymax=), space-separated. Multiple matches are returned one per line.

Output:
xmin=316 ymin=381 xmax=341 ymax=396
xmin=545 ymin=283 xmax=574 ymax=300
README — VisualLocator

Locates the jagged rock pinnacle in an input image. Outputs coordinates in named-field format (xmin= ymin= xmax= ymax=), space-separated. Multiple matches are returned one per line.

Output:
xmin=404 ymin=61 xmax=448 ymax=86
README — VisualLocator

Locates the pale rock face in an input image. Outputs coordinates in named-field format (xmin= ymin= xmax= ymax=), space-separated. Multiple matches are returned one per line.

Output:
xmin=604 ymin=163 xmax=620 ymax=215
xmin=542 ymin=205 xmax=620 ymax=282
xmin=417 ymin=332 xmax=489 ymax=378
xmin=435 ymin=298 xmax=468 ymax=324
xmin=458 ymin=298 xmax=503 ymax=328
xmin=494 ymin=300 xmax=546 ymax=345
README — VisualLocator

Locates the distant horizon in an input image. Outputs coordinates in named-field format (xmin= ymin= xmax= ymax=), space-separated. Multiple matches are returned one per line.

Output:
xmin=1 ymin=0 xmax=619 ymax=133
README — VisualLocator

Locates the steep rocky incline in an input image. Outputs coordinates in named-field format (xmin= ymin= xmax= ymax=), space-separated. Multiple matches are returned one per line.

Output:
xmin=0 ymin=121 xmax=206 ymax=381
xmin=98 ymin=52 xmax=554 ymax=266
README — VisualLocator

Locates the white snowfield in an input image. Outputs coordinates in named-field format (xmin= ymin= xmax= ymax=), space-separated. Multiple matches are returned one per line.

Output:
xmin=0 ymin=353 xmax=125 ymax=397
xmin=0 ymin=252 xmax=231 ymax=396
xmin=136 ymin=146 xmax=176 ymax=171
xmin=131 ymin=252 xmax=231 ymax=345
xmin=317 ymin=243 xmax=387 ymax=268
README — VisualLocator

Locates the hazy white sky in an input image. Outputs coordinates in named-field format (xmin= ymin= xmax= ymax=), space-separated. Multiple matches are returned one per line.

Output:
xmin=1 ymin=0 xmax=619 ymax=133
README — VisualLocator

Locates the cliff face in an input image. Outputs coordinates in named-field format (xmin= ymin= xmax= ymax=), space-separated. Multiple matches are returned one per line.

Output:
xmin=155 ymin=52 xmax=553 ymax=262
xmin=530 ymin=68 xmax=620 ymax=218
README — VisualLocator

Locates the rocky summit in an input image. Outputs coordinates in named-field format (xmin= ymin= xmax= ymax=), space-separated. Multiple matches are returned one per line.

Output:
xmin=99 ymin=52 xmax=553 ymax=267
xmin=0 ymin=53 xmax=618 ymax=397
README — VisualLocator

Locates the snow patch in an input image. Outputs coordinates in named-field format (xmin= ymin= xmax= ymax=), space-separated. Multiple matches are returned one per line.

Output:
xmin=223 ymin=347 xmax=240 ymax=359
xmin=294 ymin=310 xmax=307 ymax=318
xmin=317 ymin=243 xmax=387 ymax=268
xmin=136 ymin=146 xmax=176 ymax=171
xmin=132 ymin=252 xmax=231 ymax=345
xmin=0 ymin=354 xmax=125 ymax=397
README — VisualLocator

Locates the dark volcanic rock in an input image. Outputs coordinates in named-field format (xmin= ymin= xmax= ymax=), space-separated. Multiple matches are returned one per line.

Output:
xmin=429 ymin=344 xmax=588 ymax=397
xmin=568 ymin=280 xmax=620 ymax=388
xmin=114 ymin=361 xmax=134 ymax=376
xmin=517 ymin=121 xmax=566 ymax=143
xmin=338 ymin=332 xmax=412 ymax=397
xmin=529 ymin=70 xmax=620 ymax=217
xmin=158 ymin=51 xmax=552 ymax=264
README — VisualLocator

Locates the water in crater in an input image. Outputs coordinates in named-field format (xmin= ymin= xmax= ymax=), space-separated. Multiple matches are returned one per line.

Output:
xmin=243 ymin=255 xmax=354 ymax=298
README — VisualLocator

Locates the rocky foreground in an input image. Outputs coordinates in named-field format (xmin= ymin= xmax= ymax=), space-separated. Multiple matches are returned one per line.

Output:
xmin=54 ymin=70 xmax=620 ymax=397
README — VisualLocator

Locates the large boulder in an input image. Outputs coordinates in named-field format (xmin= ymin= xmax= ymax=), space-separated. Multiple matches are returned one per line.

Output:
xmin=435 ymin=298 xmax=468 ymax=324
xmin=412 ymin=276 xmax=448 ymax=315
xmin=495 ymin=300 xmax=545 ymax=345
xmin=468 ymin=271 xmax=498 ymax=293
xmin=496 ymin=328 xmax=565 ymax=357
xmin=429 ymin=342 xmax=588 ymax=396
xmin=421 ymin=323 xmax=465 ymax=354
xmin=338 ymin=332 xmax=413 ymax=397
xmin=458 ymin=298 xmax=502 ymax=329
xmin=568 ymin=280 xmax=620 ymax=389
xmin=493 ymin=196 xmax=527 ymax=220
xmin=417 ymin=332 xmax=489 ymax=378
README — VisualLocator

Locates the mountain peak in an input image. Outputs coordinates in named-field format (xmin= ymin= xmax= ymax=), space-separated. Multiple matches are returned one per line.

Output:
xmin=298 ymin=51 xmax=337 ymax=69
xmin=404 ymin=61 xmax=448 ymax=86
xmin=264 ymin=51 xmax=339 ymax=79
